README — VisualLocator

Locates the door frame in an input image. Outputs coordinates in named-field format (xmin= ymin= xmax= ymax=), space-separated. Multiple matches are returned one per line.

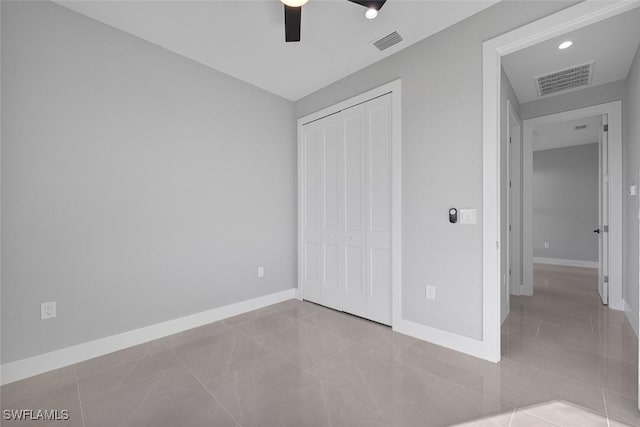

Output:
xmin=506 ymin=99 xmax=522 ymax=302
xmin=521 ymin=102 xmax=623 ymax=309
xmin=483 ymin=0 xmax=640 ymax=362
xmin=296 ymin=79 xmax=402 ymax=327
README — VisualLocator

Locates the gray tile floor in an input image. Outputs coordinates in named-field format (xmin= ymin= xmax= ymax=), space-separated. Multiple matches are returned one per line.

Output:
xmin=1 ymin=264 xmax=638 ymax=426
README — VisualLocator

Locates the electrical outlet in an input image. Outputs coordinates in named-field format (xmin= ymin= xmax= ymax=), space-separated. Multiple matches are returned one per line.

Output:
xmin=426 ymin=285 xmax=436 ymax=300
xmin=544 ymin=242 xmax=550 ymax=249
xmin=257 ymin=266 xmax=265 ymax=278
xmin=41 ymin=301 xmax=56 ymax=320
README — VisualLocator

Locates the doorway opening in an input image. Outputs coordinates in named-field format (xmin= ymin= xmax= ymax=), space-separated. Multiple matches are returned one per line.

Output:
xmin=529 ymin=115 xmax=604 ymax=305
xmin=483 ymin=1 xmax=640 ymax=364
xmin=520 ymin=103 xmax=623 ymax=309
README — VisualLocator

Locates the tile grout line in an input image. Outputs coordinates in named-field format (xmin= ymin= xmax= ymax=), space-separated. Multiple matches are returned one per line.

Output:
xmin=602 ymin=388 xmax=611 ymax=427
xmin=536 ymin=321 xmax=542 ymax=339
xmin=316 ymin=376 xmax=335 ymax=427
xmin=520 ymin=408 xmax=566 ymax=426
xmin=72 ymin=365 xmax=87 ymax=427
xmin=241 ymin=315 xmax=394 ymax=424
xmin=499 ymin=355 xmax=622 ymax=415
xmin=253 ymin=328 xmax=389 ymax=421
xmin=507 ymin=407 xmax=515 ymax=426
xmin=167 ymin=346 xmax=243 ymax=427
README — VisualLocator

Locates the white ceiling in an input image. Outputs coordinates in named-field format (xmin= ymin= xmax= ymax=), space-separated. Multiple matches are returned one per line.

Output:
xmin=502 ymin=7 xmax=640 ymax=104
xmin=55 ymin=0 xmax=498 ymax=101
xmin=532 ymin=115 xmax=602 ymax=152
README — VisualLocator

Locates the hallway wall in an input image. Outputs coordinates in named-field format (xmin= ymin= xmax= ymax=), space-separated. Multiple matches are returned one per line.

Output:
xmin=533 ymin=143 xmax=599 ymax=263
xmin=623 ymin=44 xmax=640 ymax=335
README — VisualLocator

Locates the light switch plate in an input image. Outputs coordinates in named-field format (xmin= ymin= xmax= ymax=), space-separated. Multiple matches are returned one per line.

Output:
xmin=459 ymin=209 xmax=477 ymax=224
xmin=630 ymin=185 xmax=637 ymax=196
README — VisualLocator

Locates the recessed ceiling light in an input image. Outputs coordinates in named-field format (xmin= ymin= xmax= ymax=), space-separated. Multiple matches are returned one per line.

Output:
xmin=365 ymin=8 xmax=378 ymax=19
xmin=280 ymin=0 xmax=308 ymax=6
xmin=558 ymin=41 xmax=573 ymax=50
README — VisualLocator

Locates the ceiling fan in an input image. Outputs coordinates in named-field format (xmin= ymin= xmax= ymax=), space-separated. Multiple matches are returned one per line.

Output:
xmin=281 ymin=0 xmax=388 ymax=42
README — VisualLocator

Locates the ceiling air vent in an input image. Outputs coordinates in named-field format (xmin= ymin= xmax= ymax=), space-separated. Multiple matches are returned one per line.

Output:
xmin=535 ymin=62 xmax=594 ymax=97
xmin=574 ymin=124 xmax=587 ymax=130
xmin=373 ymin=31 xmax=403 ymax=51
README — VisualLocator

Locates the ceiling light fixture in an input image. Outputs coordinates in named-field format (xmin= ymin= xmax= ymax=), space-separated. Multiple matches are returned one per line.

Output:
xmin=280 ymin=0 xmax=308 ymax=7
xmin=558 ymin=41 xmax=573 ymax=50
xmin=365 ymin=8 xmax=378 ymax=19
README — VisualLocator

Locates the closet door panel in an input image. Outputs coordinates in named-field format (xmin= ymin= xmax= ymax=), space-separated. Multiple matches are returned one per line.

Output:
xmin=302 ymin=123 xmax=323 ymax=304
xmin=323 ymin=121 xmax=341 ymax=231
xmin=366 ymin=94 xmax=392 ymax=325
xmin=342 ymin=106 xmax=367 ymax=317
xmin=320 ymin=116 xmax=344 ymax=310
xmin=302 ymin=92 xmax=393 ymax=324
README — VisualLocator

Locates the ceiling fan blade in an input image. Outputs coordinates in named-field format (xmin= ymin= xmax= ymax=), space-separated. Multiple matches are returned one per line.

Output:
xmin=284 ymin=5 xmax=302 ymax=42
xmin=346 ymin=0 xmax=387 ymax=10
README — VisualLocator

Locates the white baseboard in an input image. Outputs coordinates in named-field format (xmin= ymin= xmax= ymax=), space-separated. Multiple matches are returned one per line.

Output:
xmin=533 ymin=257 xmax=599 ymax=269
xmin=624 ymin=299 xmax=639 ymax=337
xmin=0 ymin=288 xmax=297 ymax=386
xmin=393 ymin=318 xmax=497 ymax=363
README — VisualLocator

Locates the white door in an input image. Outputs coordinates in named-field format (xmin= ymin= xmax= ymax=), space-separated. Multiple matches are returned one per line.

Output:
xmin=598 ymin=114 xmax=609 ymax=305
xmin=301 ymin=113 xmax=344 ymax=311
xmin=341 ymin=103 xmax=367 ymax=318
xmin=301 ymin=93 xmax=392 ymax=325
xmin=365 ymin=95 xmax=392 ymax=324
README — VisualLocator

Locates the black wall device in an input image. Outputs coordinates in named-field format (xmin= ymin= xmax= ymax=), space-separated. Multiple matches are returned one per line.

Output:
xmin=449 ymin=208 xmax=458 ymax=224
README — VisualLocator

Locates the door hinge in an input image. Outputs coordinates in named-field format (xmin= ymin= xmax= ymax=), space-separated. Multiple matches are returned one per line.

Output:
xmin=604 ymin=275 xmax=609 ymax=283
xmin=603 ymin=124 xmax=608 ymax=132
xmin=509 ymin=225 xmax=512 ymax=231
xmin=603 ymin=225 xmax=609 ymax=233
xmin=509 ymin=137 xmax=512 ymax=144
xmin=509 ymin=181 xmax=512 ymax=188
xmin=496 ymin=241 xmax=499 ymax=250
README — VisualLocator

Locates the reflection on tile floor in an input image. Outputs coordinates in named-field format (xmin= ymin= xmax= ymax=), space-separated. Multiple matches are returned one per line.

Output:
xmin=1 ymin=264 xmax=638 ymax=426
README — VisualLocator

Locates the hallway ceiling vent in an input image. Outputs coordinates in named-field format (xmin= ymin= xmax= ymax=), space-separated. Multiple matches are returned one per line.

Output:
xmin=534 ymin=62 xmax=594 ymax=97
xmin=574 ymin=124 xmax=588 ymax=130
xmin=373 ymin=31 xmax=403 ymax=51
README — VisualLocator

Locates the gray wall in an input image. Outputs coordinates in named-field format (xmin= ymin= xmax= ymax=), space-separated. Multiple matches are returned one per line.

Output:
xmin=520 ymin=80 xmax=627 ymax=120
xmin=1 ymin=1 xmax=296 ymax=363
xmin=295 ymin=1 xmax=573 ymax=340
xmin=500 ymin=68 xmax=520 ymax=323
xmin=533 ymin=144 xmax=599 ymax=262
xmin=624 ymin=44 xmax=640 ymax=330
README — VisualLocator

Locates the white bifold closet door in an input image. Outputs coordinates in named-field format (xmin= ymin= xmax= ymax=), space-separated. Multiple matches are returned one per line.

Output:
xmin=301 ymin=93 xmax=392 ymax=325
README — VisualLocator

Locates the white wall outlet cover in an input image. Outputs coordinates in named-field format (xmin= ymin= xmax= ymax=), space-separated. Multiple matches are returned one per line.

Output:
xmin=257 ymin=266 xmax=265 ymax=278
xmin=459 ymin=209 xmax=477 ymax=224
xmin=630 ymin=185 xmax=637 ymax=196
xmin=41 ymin=301 xmax=56 ymax=320
xmin=425 ymin=285 xmax=436 ymax=300
xmin=544 ymin=242 xmax=550 ymax=249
